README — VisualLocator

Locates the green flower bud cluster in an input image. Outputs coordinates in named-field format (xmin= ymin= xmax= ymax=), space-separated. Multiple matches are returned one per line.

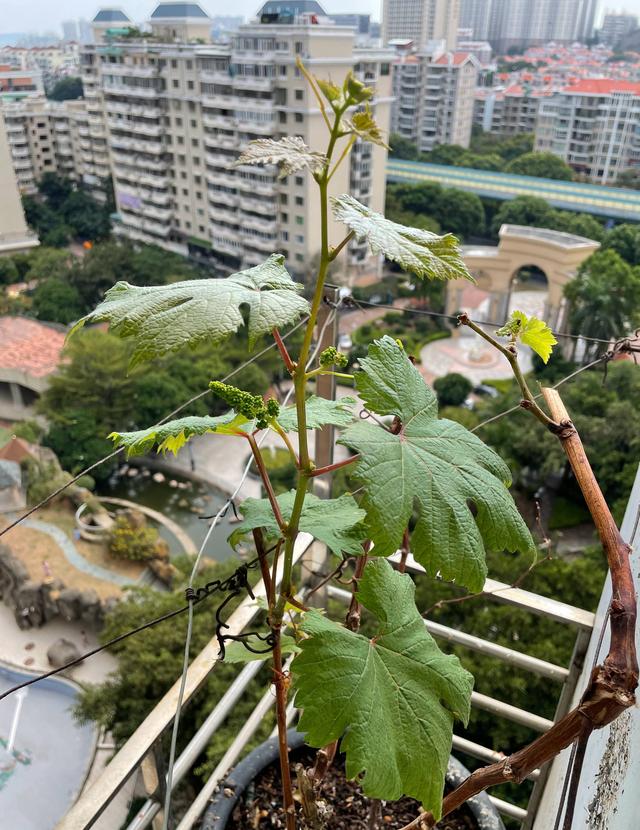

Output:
xmin=319 ymin=346 xmax=348 ymax=369
xmin=209 ymin=381 xmax=280 ymax=429
xmin=316 ymin=72 xmax=373 ymax=113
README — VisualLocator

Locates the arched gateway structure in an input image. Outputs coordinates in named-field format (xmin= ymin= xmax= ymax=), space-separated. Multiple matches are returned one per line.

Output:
xmin=447 ymin=225 xmax=600 ymax=331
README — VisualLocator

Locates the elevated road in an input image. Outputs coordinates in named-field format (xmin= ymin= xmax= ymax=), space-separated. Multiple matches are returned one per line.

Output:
xmin=387 ymin=158 xmax=640 ymax=223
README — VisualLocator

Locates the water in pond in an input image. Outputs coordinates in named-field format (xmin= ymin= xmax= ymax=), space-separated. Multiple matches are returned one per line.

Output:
xmin=0 ymin=666 xmax=96 ymax=830
xmin=99 ymin=466 xmax=249 ymax=561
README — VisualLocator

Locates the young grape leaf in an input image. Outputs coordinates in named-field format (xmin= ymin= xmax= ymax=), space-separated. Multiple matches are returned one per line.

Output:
xmin=223 ymin=632 xmax=300 ymax=663
xmin=276 ymin=395 xmax=356 ymax=432
xmin=292 ymin=559 xmax=473 ymax=816
xmin=331 ymin=194 xmax=475 ymax=283
xmin=346 ymin=106 xmax=389 ymax=148
xmin=496 ymin=310 xmax=558 ymax=363
xmin=70 ymin=254 xmax=309 ymax=366
xmin=109 ymin=412 xmax=250 ymax=457
xmin=233 ymin=136 xmax=327 ymax=178
xmin=231 ymin=491 xmax=366 ymax=556
xmin=340 ymin=337 xmax=536 ymax=591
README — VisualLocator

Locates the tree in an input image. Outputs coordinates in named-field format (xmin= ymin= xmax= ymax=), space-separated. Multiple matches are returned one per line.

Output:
xmin=505 ymin=151 xmax=574 ymax=180
xmin=31 ymin=277 xmax=83 ymax=324
xmin=47 ymin=76 xmax=83 ymax=101
xmin=470 ymin=131 xmax=534 ymax=161
xmin=454 ymin=152 xmax=504 ymax=171
xmin=38 ymin=173 xmax=73 ymax=210
xmin=433 ymin=188 xmax=485 ymax=238
xmin=23 ymin=247 xmax=73 ymax=282
xmin=425 ymin=143 xmax=468 ymax=166
xmin=61 ymin=190 xmax=110 ymax=241
xmin=0 ymin=258 xmax=19 ymax=285
xmin=564 ymin=250 xmax=640 ymax=357
xmin=615 ymin=169 xmax=640 ymax=190
xmin=602 ymin=223 xmax=640 ymax=266
xmin=490 ymin=195 xmax=554 ymax=236
xmin=389 ymin=133 xmax=418 ymax=160
xmin=433 ymin=372 xmax=472 ymax=406
xmin=552 ymin=211 xmax=606 ymax=243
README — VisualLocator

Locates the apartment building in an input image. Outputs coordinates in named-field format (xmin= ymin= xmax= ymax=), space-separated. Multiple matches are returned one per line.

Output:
xmin=0 ymin=113 xmax=39 ymax=255
xmin=382 ymin=0 xmax=460 ymax=51
xmin=487 ymin=0 xmax=598 ymax=52
xmin=535 ymin=79 xmax=640 ymax=184
xmin=459 ymin=0 xmax=491 ymax=40
xmin=1 ymin=98 xmax=93 ymax=194
xmin=78 ymin=2 xmax=392 ymax=281
xmin=0 ymin=44 xmax=80 ymax=90
xmin=474 ymin=85 xmax=551 ymax=135
xmin=600 ymin=13 xmax=639 ymax=47
xmin=0 ymin=65 xmax=44 ymax=102
xmin=392 ymin=48 xmax=478 ymax=152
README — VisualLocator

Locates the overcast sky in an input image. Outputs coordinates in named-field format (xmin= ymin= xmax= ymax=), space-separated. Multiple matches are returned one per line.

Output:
xmin=2 ymin=1 xmax=640 ymax=37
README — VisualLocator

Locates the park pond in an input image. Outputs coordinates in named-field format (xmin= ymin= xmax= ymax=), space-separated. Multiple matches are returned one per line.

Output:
xmin=0 ymin=665 xmax=96 ymax=830
xmin=99 ymin=465 xmax=245 ymax=560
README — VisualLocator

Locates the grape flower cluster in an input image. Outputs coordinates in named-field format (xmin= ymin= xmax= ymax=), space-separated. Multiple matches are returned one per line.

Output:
xmin=319 ymin=346 xmax=349 ymax=369
xmin=209 ymin=381 xmax=280 ymax=429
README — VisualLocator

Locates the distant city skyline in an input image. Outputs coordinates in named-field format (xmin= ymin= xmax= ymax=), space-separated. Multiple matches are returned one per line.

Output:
xmin=3 ymin=0 xmax=381 ymax=36
xmin=3 ymin=0 xmax=640 ymax=37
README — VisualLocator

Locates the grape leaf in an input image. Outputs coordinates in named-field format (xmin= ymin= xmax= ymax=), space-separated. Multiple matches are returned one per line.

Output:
xmin=231 ymin=491 xmax=366 ymax=556
xmin=109 ymin=412 xmax=250 ymax=457
xmin=292 ymin=559 xmax=473 ymax=815
xmin=223 ymin=632 xmax=300 ymax=663
xmin=233 ymin=136 xmax=327 ymax=178
xmin=496 ymin=310 xmax=558 ymax=363
xmin=276 ymin=395 xmax=356 ymax=432
xmin=346 ymin=106 xmax=389 ymax=148
xmin=70 ymin=254 xmax=309 ymax=366
xmin=340 ymin=337 xmax=536 ymax=591
xmin=331 ymin=194 xmax=475 ymax=283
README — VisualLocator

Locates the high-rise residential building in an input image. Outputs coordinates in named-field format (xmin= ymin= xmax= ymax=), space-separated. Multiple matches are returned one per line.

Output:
xmin=535 ymin=79 xmax=640 ymax=184
xmin=474 ymin=85 xmax=550 ymax=135
xmin=0 ymin=112 xmax=39 ymax=254
xmin=391 ymin=47 xmax=478 ymax=152
xmin=76 ymin=2 xmax=392 ymax=281
xmin=488 ymin=0 xmax=598 ymax=52
xmin=382 ymin=0 xmax=460 ymax=51
xmin=600 ymin=12 xmax=639 ymax=46
xmin=1 ymin=98 xmax=95 ymax=193
xmin=0 ymin=64 xmax=44 ymax=102
xmin=459 ymin=0 xmax=492 ymax=40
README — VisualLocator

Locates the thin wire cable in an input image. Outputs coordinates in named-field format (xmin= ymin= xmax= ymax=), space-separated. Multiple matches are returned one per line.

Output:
xmin=0 ymin=318 xmax=308 ymax=542
xmin=162 ymin=308 xmax=337 ymax=829
xmin=349 ymin=298 xmax=620 ymax=345
xmin=471 ymin=354 xmax=608 ymax=432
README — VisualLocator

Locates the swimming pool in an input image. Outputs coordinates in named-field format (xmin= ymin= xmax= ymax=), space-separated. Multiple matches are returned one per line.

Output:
xmin=0 ymin=665 xmax=97 ymax=830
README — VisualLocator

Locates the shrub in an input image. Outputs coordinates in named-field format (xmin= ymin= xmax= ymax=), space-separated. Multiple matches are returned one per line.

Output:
xmin=109 ymin=514 xmax=159 ymax=561
xmin=433 ymin=372 xmax=472 ymax=406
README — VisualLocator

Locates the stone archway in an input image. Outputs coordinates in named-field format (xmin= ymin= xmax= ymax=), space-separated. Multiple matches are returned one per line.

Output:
xmin=508 ymin=263 xmax=550 ymax=320
xmin=447 ymin=224 xmax=601 ymax=330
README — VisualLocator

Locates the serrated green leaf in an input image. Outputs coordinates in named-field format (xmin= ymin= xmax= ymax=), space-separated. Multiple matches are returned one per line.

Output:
xmin=340 ymin=337 xmax=536 ymax=591
xmin=232 ymin=137 xmax=327 ymax=178
xmin=497 ymin=310 xmax=558 ymax=363
xmin=232 ymin=491 xmax=366 ymax=557
xmin=331 ymin=194 xmax=475 ymax=283
xmin=347 ymin=106 xmax=389 ymax=148
xmin=109 ymin=412 xmax=250 ymax=457
xmin=223 ymin=632 xmax=300 ymax=663
xmin=70 ymin=254 xmax=309 ymax=366
xmin=276 ymin=396 xmax=356 ymax=432
xmin=293 ymin=559 xmax=473 ymax=815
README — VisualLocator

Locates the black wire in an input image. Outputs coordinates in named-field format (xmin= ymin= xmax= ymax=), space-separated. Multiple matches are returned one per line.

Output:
xmin=347 ymin=298 xmax=621 ymax=345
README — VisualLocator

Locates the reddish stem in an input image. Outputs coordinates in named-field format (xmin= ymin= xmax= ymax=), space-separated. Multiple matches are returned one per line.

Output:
xmin=246 ymin=434 xmax=286 ymax=531
xmin=272 ymin=628 xmax=296 ymax=830
xmin=307 ymin=454 xmax=360 ymax=478
xmin=273 ymin=327 xmax=296 ymax=374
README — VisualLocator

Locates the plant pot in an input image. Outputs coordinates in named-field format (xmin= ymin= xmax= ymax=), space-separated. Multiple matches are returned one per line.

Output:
xmin=201 ymin=730 xmax=505 ymax=830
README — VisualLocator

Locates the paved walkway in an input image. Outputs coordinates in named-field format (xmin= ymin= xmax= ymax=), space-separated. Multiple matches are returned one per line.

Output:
xmin=21 ymin=519 xmax=133 ymax=587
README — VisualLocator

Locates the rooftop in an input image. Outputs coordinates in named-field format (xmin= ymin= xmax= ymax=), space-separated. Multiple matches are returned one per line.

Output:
xmin=92 ymin=8 xmax=131 ymax=23
xmin=150 ymin=2 xmax=210 ymax=19
xmin=0 ymin=316 xmax=65 ymax=379
xmin=258 ymin=1 xmax=326 ymax=18
xmin=563 ymin=78 xmax=640 ymax=95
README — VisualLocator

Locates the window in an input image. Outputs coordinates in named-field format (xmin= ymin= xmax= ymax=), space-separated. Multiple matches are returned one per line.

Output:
xmin=171 ymin=60 xmax=177 ymax=68
xmin=295 ymin=234 xmax=304 ymax=244
xmin=295 ymin=195 xmax=303 ymax=206
xmin=295 ymin=113 xmax=303 ymax=123
xmin=381 ymin=63 xmax=390 ymax=76
xmin=196 ymin=191 xmax=203 ymax=199
xmin=186 ymin=221 xmax=191 ymax=229
xmin=281 ymin=230 xmax=289 ymax=241
xmin=173 ymin=80 xmax=179 ymax=88
xmin=191 ymin=138 xmax=199 ymax=147
xmin=279 ymin=65 xmax=287 ymax=77
xmin=197 ymin=208 xmax=204 ymax=215
xmin=281 ymin=212 xmax=289 ymax=222
xmin=188 ymin=81 xmax=194 ymax=90
xmin=193 ymin=156 xmax=200 ymax=166
xmin=194 ymin=175 xmax=202 ymax=184
xmin=182 ymin=188 xmax=189 ymax=196
xmin=295 ymin=216 xmax=304 ymax=225
xmin=186 ymin=60 xmax=193 ymax=70
xmin=190 ymin=119 xmax=197 ymax=128
xmin=295 ymin=176 xmax=303 ymax=186
xmin=176 ymin=117 xmax=183 ymax=126
xmin=295 ymin=253 xmax=304 ymax=262
xmin=280 ymin=193 xmax=288 ymax=204
xmin=295 ymin=41 xmax=303 ymax=54
xmin=279 ymin=112 xmax=287 ymax=124
xmin=295 ymin=89 xmax=303 ymax=101
xmin=178 ymin=135 xmax=184 ymax=144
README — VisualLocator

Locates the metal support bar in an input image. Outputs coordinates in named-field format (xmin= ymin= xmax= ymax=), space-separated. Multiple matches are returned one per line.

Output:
xmin=451 ymin=735 xmax=539 ymax=781
xmin=388 ymin=553 xmax=595 ymax=630
xmin=176 ymin=657 xmax=295 ymax=830
xmin=470 ymin=692 xmax=554 ymax=732
xmin=57 ymin=533 xmax=314 ymax=830
xmin=489 ymin=796 xmax=528 ymax=822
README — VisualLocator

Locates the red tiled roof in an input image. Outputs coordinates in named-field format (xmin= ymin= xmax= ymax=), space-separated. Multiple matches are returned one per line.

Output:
xmin=564 ymin=79 xmax=640 ymax=95
xmin=0 ymin=316 xmax=65 ymax=378
xmin=0 ymin=436 xmax=39 ymax=463
xmin=433 ymin=52 xmax=472 ymax=66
